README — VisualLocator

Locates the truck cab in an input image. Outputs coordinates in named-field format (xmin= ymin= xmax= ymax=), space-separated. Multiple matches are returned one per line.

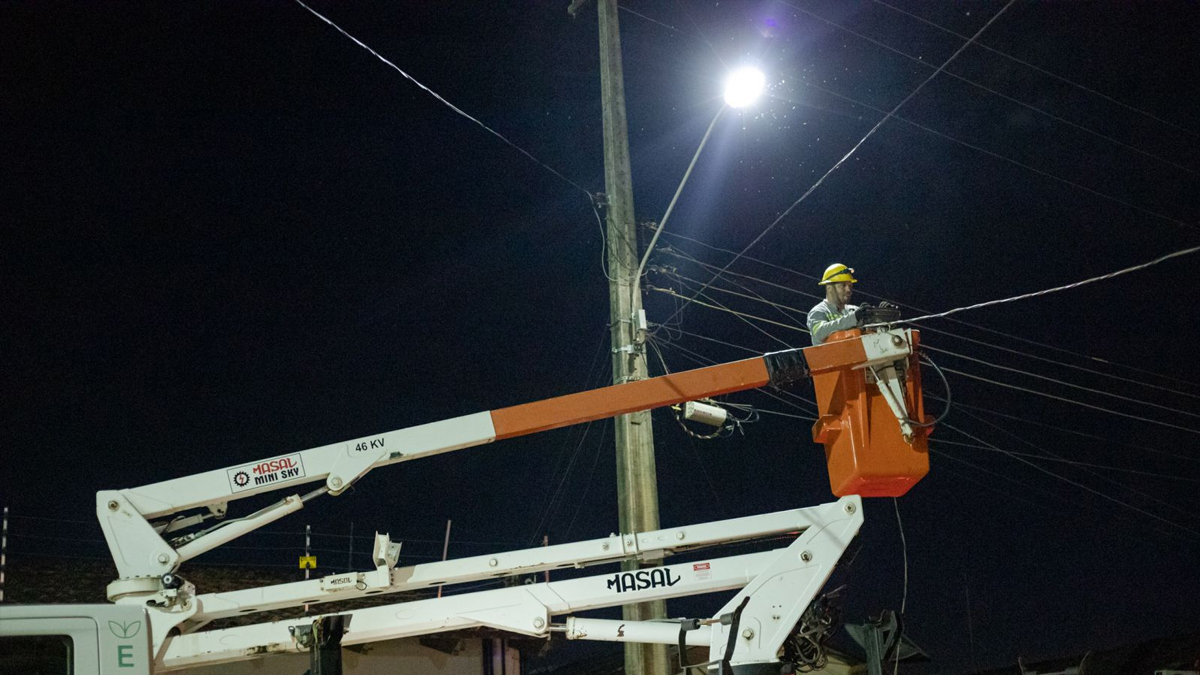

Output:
xmin=0 ymin=604 xmax=153 ymax=675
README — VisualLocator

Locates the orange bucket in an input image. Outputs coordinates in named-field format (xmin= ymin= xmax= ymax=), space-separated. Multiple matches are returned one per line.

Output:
xmin=807 ymin=329 xmax=930 ymax=497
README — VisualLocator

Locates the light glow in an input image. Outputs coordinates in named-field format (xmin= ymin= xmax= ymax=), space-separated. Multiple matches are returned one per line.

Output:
xmin=723 ymin=67 xmax=765 ymax=108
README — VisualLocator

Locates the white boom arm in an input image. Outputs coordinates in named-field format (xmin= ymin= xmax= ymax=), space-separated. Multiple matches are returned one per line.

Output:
xmin=158 ymin=497 xmax=863 ymax=674
xmin=89 ymin=332 xmax=924 ymax=673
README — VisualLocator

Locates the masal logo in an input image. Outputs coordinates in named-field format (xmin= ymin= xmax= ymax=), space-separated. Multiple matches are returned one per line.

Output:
xmin=109 ymin=620 xmax=142 ymax=639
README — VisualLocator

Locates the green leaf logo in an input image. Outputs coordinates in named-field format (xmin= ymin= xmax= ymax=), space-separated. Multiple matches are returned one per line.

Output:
xmin=109 ymin=620 xmax=142 ymax=639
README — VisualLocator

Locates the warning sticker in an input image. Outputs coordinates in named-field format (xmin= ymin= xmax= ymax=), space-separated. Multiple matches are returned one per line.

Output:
xmin=693 ymin=562 xmax=711 ymax=580
xmin=227 ymin=454 xmax=307 ymax=493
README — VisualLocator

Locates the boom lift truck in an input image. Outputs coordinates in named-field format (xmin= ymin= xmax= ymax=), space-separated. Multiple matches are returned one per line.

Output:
xmin=0 ymin=320 xmax=933 ymax=675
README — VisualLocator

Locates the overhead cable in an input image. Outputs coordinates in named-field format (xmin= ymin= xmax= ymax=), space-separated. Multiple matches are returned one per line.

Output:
xmin=931 ymin=439 xmax=1200 ymax=485
xmin=651 ymin=279 xmax=1200 ymax=437
xmin=525 ymin=327 xmax=610 ymax=546
xmin=899 ymin=245 xmax=1200 ymax=325
xmin=943 ymin=367 xmax=1200 ymax=437
xmin=652 ymin=337 xmax=820 ymax=415
xmin=656 ymin=266 xmax=1200 ymax=422
xmin=659 ymin=249 xmax=1200 ymax=400
xmin=926 ymin=394 xmax=1200 ymax=465
xmin=953 ymin=408 xmax=1200 ymax=523
xmin=658 ymin=321 xmax=1200 ymax=467
xmin=293 ymin=0 xmax=593 ymax=201
xmin=778 ymin=0 xmax=1198 ymax=177
xmin=942 ymin=422 xmax=1200 ymax=542
xmin=795 ymin=79 xmax=1198 ymax=233
xmin=930 ymin=451 xmax=1197 ymax=548
xmin=656 ymin=329 xmax=1200 ymax=544
xmin=657 ymin=231 xmax=1200 ymax=390
xmin=655 ymin=0 xmax=1017 ymax=332
xmin=869 ymin=0 xmax=1200 ymax=138
xmin=926 ymin=345 xmax=1200 ymax=421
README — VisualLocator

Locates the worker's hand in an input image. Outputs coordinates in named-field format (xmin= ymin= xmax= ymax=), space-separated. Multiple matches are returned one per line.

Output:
xmin=878 ymin=301 xmax=897 ymax=310
xmin=854 ymin=304 xmax=870 ymax=325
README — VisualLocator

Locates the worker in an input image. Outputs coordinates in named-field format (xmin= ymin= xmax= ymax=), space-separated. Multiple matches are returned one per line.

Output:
xmin=807 ymin=263 xmax=865 ymax=345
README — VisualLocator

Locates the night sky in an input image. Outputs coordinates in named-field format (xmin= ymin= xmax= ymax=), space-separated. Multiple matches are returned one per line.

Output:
xmin=4 ymin=1 xmax=1200 ymax=672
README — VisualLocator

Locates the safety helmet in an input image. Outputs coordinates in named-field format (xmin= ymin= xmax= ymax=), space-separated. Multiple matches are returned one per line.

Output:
xmin=818 ymin=263 xmax=857 ymax=285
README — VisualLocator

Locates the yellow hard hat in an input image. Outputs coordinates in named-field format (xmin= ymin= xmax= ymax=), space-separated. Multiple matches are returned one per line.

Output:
xmin=819 ymin=263 xmax=857 ymax=285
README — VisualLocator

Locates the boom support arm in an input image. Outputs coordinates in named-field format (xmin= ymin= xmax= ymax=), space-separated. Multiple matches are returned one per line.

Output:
xmin=157 ymin=497 xmax=863 ymax=673
xmin=98 ymin=348 xmax=811 ymax=588
xmin=98 ymin=329 xmax=925 ymax=601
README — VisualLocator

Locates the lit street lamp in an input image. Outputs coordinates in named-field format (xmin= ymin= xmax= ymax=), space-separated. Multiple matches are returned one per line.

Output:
xmin=636 ymin=68 xmax=766 ymax=284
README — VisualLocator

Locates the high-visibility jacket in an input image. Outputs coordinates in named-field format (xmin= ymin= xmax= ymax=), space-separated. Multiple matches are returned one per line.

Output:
xmin=806 ymin=299 xmax=858 ymax=346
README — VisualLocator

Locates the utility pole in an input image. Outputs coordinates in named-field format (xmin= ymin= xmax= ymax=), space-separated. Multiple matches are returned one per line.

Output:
xmin=572 ymin=2 xmax=669 ymax=675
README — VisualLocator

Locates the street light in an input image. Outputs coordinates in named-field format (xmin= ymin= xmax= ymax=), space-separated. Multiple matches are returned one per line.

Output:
xmin=635 ymin=67 xmax=767 ymax=285
xmin=723 ymin=67 xmax=766 ymax=109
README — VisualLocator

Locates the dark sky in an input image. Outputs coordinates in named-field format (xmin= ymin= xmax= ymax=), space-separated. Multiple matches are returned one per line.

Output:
xmin=3 ymin=1 xmax=1200 ymax=672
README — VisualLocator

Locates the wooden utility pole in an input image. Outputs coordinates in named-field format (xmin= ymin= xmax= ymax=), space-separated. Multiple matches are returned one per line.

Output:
xmin=581 ymin=2 xmax=670 ymax=675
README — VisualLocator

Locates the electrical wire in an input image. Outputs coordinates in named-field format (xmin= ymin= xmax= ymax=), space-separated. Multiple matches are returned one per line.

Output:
xmin=942 ymin=422 xmax=1200 ymax=543
xmin=651 ymin=337 xmax=819 ymax=417
xmin=618 ymin=5 xmax=686 ymax=35
xmin=653 ymin=261 xmax=1200 ymax=421
xmin=930 ymin=439 xmax=1200 ymax=485
xmin=930 ymin=451 xmax=1196 ymax=547
xmin=943 ymin=366 xmax=1200 ymax=436
xmin=926 ymin=345 xmax=1200 ymax=421
xmin=652 ymin=296 xmax=1200 ymax=502
xmin=893 ymin=497 xmax=907 ymax=675
xmin=562 ymin=422 xmax=610 ymax=540
xmin=926 ymin=394 xmax=1200 ymax=465
xmin=652 ymin=274 xmax=1200 ymax=436
xmin=657 ymin=230 xmax=1200 ymax=391
xmin=291 ymin=0 xmax=595 ymax=203
xmin=792 ymin=79 xmax=1198 ymax=234
xmin=653 ymin=327 xmax=1200 ymax=545
xmin=896 ymin=245 xmax=1200 ymax=325
xmin=525 ymin=328 xmax=611 ymax=546
xmin=656 ymin=0 xmax=1018 ymax=332
xmin=868 ymin=0 xmax=1200 ymax=138
xmin=908 ymin=354 xmax=950 ymax=428
xmin=657 ymin=243 xmax=1200 ymax=401
xmin=775 ymin=0 xmax=1199 ymax=178
xmin=952 ymin=407 xmax=1200 ymax=525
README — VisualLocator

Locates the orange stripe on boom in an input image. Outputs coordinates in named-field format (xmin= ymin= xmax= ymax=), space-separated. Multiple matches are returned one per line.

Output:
xmin=491 ymin=357 xmax=771 ymax=440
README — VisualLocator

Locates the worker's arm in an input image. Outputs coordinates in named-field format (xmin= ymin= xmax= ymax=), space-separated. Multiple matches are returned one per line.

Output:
xmin=807 ymin=303 xmax=859 ymax=345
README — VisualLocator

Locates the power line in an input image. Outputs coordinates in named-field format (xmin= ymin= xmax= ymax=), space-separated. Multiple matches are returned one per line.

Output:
xmin=654 ymin=266 xmax=1200 ymax=424
xmin=942 ymin=422 xmax=1200 ymax=543
xmin=926 ymin=345 xmax=1200 ymax=421
xmin=525 ymin=328 xmax=610 ymax=546
xmin=943 ymin=366 xmax=1200 ymax=437
xmin=926 ymin=394 xmax=1200 ymax=465
xmin=651 ymin=279 xmax=1200 ymax=444
xmin=662 ymin=315 xmax=1200 ymax=470
xmin=793 ymin=79 xmax=1198 ymax=232
xmin=950 ymin=408 xmax=1200 ymax=523
xmin=653 ymin=329 xmax=1200 ymax=544
xmin=899 ymin=245 xmax=1200 ymax=325
xmin=931 ymin=451 xmax=1196 ymax=547
xmin=930 ymin=439 xmax=1200 ymax=485
xmin=656 ymin=230 xmax=1200 ymax=390
xmin=656 ymin=0 xmax=1017 ymax=332
xmin=869 ymin=0 xmax=1200 ymax=138
xmin=776 ymin=0 xmax=1199 ymax=177
xmin=658 ymin=247 xmax=1200 ymax=400
xmin=290 ymin=0 xmax=595 ymax=202
xmin=650 ymin=337 xmax=819 ymax=415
